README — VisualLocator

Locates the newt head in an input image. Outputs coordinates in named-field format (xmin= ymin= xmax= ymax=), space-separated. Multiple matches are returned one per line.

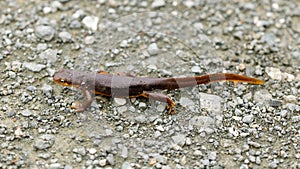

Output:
xmin=53 ymin=69 xmax=79 ymax=87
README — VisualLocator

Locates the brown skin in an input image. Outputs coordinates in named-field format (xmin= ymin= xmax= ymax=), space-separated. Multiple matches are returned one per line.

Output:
xmin=53 ymin=69 xmax=264 ymax=114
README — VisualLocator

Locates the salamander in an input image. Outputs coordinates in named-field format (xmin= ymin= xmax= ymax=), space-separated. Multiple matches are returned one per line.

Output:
xmin=53 ymin=69 xmax=264 ymax=114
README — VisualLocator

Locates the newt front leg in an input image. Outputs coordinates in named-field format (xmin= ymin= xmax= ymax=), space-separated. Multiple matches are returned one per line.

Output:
xmin=70 ymin=87 xmax=94 ymax=112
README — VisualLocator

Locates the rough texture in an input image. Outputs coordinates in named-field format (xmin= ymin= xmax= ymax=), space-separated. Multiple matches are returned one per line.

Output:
xmin=0 ymin=0 xmax=299 ymax=168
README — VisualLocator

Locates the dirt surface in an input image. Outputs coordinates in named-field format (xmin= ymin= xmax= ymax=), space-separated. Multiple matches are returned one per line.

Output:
xmin=0 ymin=0 xmax=300 ymax=168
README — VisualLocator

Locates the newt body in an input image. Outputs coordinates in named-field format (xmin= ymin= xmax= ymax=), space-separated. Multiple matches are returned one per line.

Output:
xmin=53 ymin=69 xmax=264 ymax=114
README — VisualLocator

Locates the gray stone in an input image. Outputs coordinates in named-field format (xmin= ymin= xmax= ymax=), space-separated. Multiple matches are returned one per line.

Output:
xmin=172 ymin=134 xmax=186 ymax=146
xmin=41 ymin=84 xmax=53 ymax=95
xmin=151 ymin=0 xmax=165 ymax=8
xmin=58 ymin=31 xmax=72 ymax=42
xmin=89 ymin=148 xmax=97 ymax=155
xmin=106 ymin=154 xmax=115 ymax=165
xmin=114 ymin=98 xmax=127 ymax=106
xmin=34 ymin=134 xmax=55 ymax=150
xmin=37 ymin=43 xmax=48 ymax=51
xmin=73 ymin=147 xmax=86 ymax=156
xmin=191 ymin=66 xmax=201 ymax=73
xmin=122 ymin=162 xmax=133 ymax=169
xmin=207 ymin=151 xmax=217 ymax=160
xmin=254 ymin=90 xmax=272 ymax=103
xmin=85 ymin=36 xmax=95 ymax=44
xmin=242 ymin=114 xmax=254 ymax=123
xmin=50 ymin=163 xmax=61 ymax=169
xmin=147 ymin=43 xmax=159 ymax=56
xmin=35 ymin=25 xmax=55 ymax=41
xmin=82 ymin=16 xmax=99 ymax=31
xmin=99 ymin=159 xmax=106 ymax=166
xmin=179 ymin=97 xmax=194 ymax=107
xmin=21 ymin=109 xmax=32 ymax=117
xmin=121 ymin=146 xmax=128 ymax=158
xmin=23 ymin=62 xmax=46 ymax=72
xmin=39 ymin=49 xmax=58 ymax=64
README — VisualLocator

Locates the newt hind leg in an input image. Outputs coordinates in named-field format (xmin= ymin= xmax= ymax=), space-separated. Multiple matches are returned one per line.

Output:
xmin=141 ymin=91 xmax=176 ymax=115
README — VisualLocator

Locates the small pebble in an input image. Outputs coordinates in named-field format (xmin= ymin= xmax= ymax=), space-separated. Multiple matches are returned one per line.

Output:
xmin=147 ymin=64 xmax=157 ymax=70
xmin=85 ymin=36 xmax=95 ymax=44
xmin=156 ymin=104 xmax=166 ymax=112
xmin=138 ymin=102 xmax=147 ymax=109
xmin=120 ymin=40 xmax=128 ymax=47
xmin=179 ymin=97 xmax=194 ymax=107
xmin=37 ymin=43 xmax=48 ymax=51
xmin=43 ymin=6 xmax=52 ymax=14
xmin=35 ymin=25 xmax=56 ymax=41
xmin=89 ymin=148 xmax=97 ymax=155
xmin=41 ymin=84 xmax=53 ymax=95
xmin=147 ymin=43 xmax=159 ymax=56
xmin=26 ymin=86 xmax=37 ymax=92
xmin=105 ymin=129 xmax=113 ymax=136
xmin=151 ymin=0 xmax=165 ymax=8
xmin=186 ymin=137 xmax=192 ymax=145
xmin=201 ymin=159 xmax=210 ymax=166
xmin=99 ymin=159 xmax=106 ymax=166
xmin=122 ymin=162 xmax=133 ymax=169
xmin=180 ymin=155 xmax=187 ymax=165
xmin=134 ymin=115 xmax=147 ymax=123
xmin=114 ymin=98 xmax=127 ymax=106
xmin=106 ymin=154 xmax=115 ymax=165
xmin=6 ymin=111 xmax=16 ymax=117
xmin=154 ymin=131 xmax=161 ymax=138
xmin=58 ymin=31 xmax=72 ymax=42
xmin=284 ymin=95 xmax=297 ymax=102
xmin=261 ymin=33 xmax=276 ymax=46
xmin=82 ymin=16 xmax=99 ymax=31
xmin=50 ymin=163 xmax=61 ymax=169
xmin=72 ymin=9 xmax=85 ymax=19
xmin=34 ymin=134 xmax=55 ymax=150
xmin=172 ymin=134 xmax=186 ymax=146
xmin=70 ymin=20 xmax=82 ymax=29
xmin=121 ymin=147 xmax=128 ymax=159
xmin=189 ymin=116 xmax=214 ymax=128
xmin=242 ymin=114 xmax=254 ymax=123
xmin=23 ymin=62 xmax=46 ymax=72
xmin=193 ymin=22 xmax=203 ymax=30
xmin=14 ymin=127 xmax=24 ymax=137
xmin=193 ymin=150 xmax=202 ymax=156
xmin=254 ymin=89 xmax=272 ymax=103
xmin=38 ymin=153 xmax=51 ymax=159
xmin=162 ymin=166 xmax=171 ymax=169
xmin=268 ymin=160 xmax=278 ymax=168
xmin=155 ymin=154 xmax=167 ymax=164
xmin=183 ymin=0 xmax=195 ymax=8
xmin=191 ymin=66 xmax=201 ymax=73
xmin=73 ymin=147 xmax=86 ymax=156
xmin=64 ymin=165 xmax=73 ymax=169
xmin=155 ymin=125 xmax=165 ymax=132
xmin=248 ymin=141 xmax=261 ymax=148
xmin=233 ymin=31 xmax=243 ymax=40
xmin=207 ymin=151 xmax=217 ymax=160
xmin=265 ymin=67 xmax=283 ymax=80
xmin=21 ymin=109 xmax=32 ymax=117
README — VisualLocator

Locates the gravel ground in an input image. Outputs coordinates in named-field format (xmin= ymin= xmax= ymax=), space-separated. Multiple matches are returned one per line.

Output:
xmin=0 ymin=0 xmax=300 ymax=168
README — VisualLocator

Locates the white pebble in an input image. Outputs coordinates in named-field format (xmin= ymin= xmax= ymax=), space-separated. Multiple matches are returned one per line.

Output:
xmin=82 ymin=16 xmax=99 ymax=31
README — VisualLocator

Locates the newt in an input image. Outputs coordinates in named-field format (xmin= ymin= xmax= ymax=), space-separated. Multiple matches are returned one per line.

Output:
xmin=53 ymin=69 xmax=264 ymax=114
